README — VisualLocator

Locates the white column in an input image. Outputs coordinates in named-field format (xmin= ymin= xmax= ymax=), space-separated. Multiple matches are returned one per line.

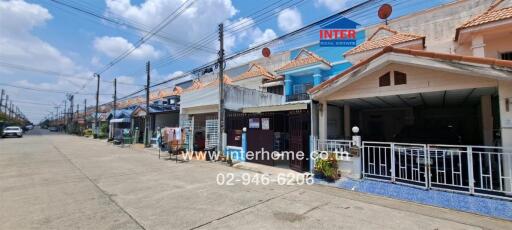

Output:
xmin=498 ymin=81 xmax=512 ymax=192
xmin=319 ymin=100 xmax=328 ymax=140
xmin=344 ymin=104 xmax=351 ymax=139
xmin=471 ymin=34 xmax=486 ymax=57
xmin=310 ymin=101 xmax=319 ymax=137
xmin=481 ymin=95 xmax=493 ymax=146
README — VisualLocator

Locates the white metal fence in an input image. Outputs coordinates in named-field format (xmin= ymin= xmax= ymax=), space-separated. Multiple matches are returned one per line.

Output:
xmin=315 ymin=139 xmax=353 ymax=154
xmin=361 ymin=141 xmax=512 ymax=200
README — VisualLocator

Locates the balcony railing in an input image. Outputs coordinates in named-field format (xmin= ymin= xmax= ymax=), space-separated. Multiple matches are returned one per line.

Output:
xmin=286 ymin=93 xmax=310 ymax=102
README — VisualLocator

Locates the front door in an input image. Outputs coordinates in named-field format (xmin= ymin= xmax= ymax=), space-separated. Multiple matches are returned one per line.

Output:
xmin=288 ymin=112 xmax=310 ymax=172
xmin=246 ymin=129 xmax=274 ymax=166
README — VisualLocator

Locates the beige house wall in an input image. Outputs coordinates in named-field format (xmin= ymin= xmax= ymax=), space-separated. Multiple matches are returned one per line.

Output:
xmin=484 ymin=35 xmax=512 ymax=59
xmin=326 ymin=64 xmax=498 ymax=101
xmin=364 ymin=0 xmax=494 ymax=54
xmin=232 ymin=77 xmax=265 ymax=91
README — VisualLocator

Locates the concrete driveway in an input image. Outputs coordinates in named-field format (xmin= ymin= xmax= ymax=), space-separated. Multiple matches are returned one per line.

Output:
xmin=0 ymin=128 xmax=510 ymax=229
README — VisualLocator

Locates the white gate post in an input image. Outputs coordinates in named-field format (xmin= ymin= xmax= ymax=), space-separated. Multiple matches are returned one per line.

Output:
xmin=351 ymin=127 xmax=362 ymax=179
xmin=467 ymin=146 xmax=475 ymax=195
xmin=391 ymin=143 xmax=396 ymax=182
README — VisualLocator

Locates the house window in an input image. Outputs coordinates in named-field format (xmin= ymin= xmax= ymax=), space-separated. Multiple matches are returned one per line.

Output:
xmin=379 ymin=72 xmax=391 ymax=87
xmin=501 ymin=52 xmax=512 ymax=60
xmin=394 ymin=71 xmax=407 ymax=85
xmin=293 ymin=84 xmax=305 ymax=94
xmin=293 ymin=83 xmax=312 ymax=94
xmin=266 ymin=85 xmax=283 ymax=95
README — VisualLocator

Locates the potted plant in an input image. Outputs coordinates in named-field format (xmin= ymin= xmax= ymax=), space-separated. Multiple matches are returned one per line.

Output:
xmin=314 ymin=152 xmax=340 ymax=182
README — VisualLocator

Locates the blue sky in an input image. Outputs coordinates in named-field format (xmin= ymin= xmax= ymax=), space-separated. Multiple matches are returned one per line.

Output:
xmin=0 ymin=0 xmax=450 ymax=122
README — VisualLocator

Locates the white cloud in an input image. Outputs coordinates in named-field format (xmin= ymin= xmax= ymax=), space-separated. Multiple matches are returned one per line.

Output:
xmin=0 ymin=0 xmax=77 ymax=73
xmin=105 ymin=0 xmax=238 ymax=55
xmin=93 ymin=36 xmax=161 ymax=60
xmin=0 ymin=0 xmax=97 ymax=122
xmin=250 ymin=29 xmax=277 ymax=47
xmin=277 ymin=8 xmax=303 ymax=33
xmin=315 ymin=0 xmax=351 ymax=12
xmin=167 ymin=71 xmax=184 ymax=79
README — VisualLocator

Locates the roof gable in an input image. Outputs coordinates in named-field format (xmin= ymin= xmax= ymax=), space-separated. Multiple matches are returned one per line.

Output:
xmin=233 ymin=63 xmax=275 ymax=82
xmin=311 ymin=46 xmax=512 ymax=94
xmin=455 ymin=0 xmax=512 ymax=40
xmin=202 ymin=75 xmax=232 ymax=88
xmin=345 ymin=26 xmax=424 ymax=56
xmin=277 ymin=49 xmax=331 ymax=72
xmin=321 ymin=17 xmax=360 ymax=29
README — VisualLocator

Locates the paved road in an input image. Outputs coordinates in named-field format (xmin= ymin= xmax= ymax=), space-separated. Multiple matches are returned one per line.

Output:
xmin=1 ymin=128 xmax=511 ymax=230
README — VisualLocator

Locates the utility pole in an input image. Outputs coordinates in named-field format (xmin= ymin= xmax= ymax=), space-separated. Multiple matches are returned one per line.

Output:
xmin=5 ymin=95 xmax=8 ymax=115
xmin=94 ymin=73 xmax=100 ymax=138
xmin=145 ymin=61 xmax=150 ymax=147
xmin=64 ymin=99 xmax=67 ymax=131
xmin=9 ymin=102 xmax=13 ymax=119
xmin=113 ymin=78 xmax=117 ymax=141
xmin=69 ymin=94 xmax=74 ymax=133
xmin=0 ymin=89 xmax=4 ymax=114
xmin=55 ymin=106 xmax=59 ymax=128
xmin=83 ymin=99 xmax=87 ymax=128
xmin=218 ymin=23 xmax=225 ymax=154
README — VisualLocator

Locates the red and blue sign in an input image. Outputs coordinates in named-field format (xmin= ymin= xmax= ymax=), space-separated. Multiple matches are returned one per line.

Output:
xmin=319 ymin=17 xmax=359 ymax=47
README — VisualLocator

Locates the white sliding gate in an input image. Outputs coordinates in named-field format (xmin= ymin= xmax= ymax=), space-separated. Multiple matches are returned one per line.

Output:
xmin=362 ymin=141 xmax=512 ymax=200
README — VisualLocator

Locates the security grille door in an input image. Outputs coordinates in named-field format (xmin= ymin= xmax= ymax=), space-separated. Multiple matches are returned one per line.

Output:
xmin=205 ymin=119 xmax=219 ymax=149
xmin=180 ymin=119 xmax=192 ymax=150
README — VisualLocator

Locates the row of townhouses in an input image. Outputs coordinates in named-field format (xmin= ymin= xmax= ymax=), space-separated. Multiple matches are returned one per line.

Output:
xmin=75 ymin=0 xmax=511 ymax=200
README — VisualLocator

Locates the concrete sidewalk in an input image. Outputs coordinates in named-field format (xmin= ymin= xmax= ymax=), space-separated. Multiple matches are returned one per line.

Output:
xmin=1 ymin=129 xmax=510 ymax=229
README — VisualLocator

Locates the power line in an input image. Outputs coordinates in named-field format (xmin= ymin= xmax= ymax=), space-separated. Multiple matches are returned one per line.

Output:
xmin=96 ymin=0 xmax=195 ymax=75
xmin=0 ymin=83 xmax=111 ymax=95
xmin=0 ymin=61 xmax=144 ymax=86
xmin=108 ymin=0 xmax=382 ymax=103
xmin=49 ymin=0 xmax=217 ymax=54
xmin=150 ymin=0 xmax=308 ymax=71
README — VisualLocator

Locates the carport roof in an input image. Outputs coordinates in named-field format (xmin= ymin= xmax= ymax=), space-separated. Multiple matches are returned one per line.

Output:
xmin=309 ymin=46 xmax=512 ymax=95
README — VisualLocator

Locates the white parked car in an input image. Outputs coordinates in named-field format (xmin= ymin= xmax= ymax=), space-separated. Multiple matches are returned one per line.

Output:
xmin=2 ymin=126 xmax=23 ymax=138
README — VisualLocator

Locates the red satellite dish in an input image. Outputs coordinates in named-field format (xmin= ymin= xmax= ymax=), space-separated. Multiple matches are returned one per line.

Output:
xmin=262 ymin=47 xmax=271 ymax=57
xmin=378 ymin=4 xmax=393 ymax=20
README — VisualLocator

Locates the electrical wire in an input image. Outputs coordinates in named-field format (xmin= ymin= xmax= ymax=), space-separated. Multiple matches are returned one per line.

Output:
xmin=0 ymin=83 xmax=111 ymax=96
xmin=49 ymin=0 xmax=217 ymax=54
xmin=0 ymin=61 xmax=144 ymax=86
xmin=96 ymin=0 xmax=195 ymax=75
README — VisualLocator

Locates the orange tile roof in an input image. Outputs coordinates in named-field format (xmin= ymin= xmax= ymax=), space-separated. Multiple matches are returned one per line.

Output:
xmin=309 ymin=46 xmax=512 ymax=94
xmin=455 ymin=4 xmax=512 ymax=40
xmin=203 ymin=75 xmax=232 ymax=88
xmin=184 ymin=79 xmax=204 ymax=92
xmin=345 ymin=26 xmax=424 ymax=56
xmin=158 ymin=86 xmax=183 ymax=98
xmin=233 ymin=63 xmax=275 ymax=82
xmin=277 ymin=49 xmax=331 ymax=72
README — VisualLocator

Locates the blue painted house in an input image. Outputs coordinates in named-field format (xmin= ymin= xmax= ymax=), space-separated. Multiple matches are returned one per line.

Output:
xmin=276 ymin=30 xmax=365 ymax=102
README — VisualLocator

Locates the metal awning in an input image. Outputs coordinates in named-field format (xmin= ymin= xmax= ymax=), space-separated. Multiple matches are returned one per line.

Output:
xmin=110 ymin=118 xmax=131 ymax=123
xmin=242 ymin=102 xmax=308 ymax=113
